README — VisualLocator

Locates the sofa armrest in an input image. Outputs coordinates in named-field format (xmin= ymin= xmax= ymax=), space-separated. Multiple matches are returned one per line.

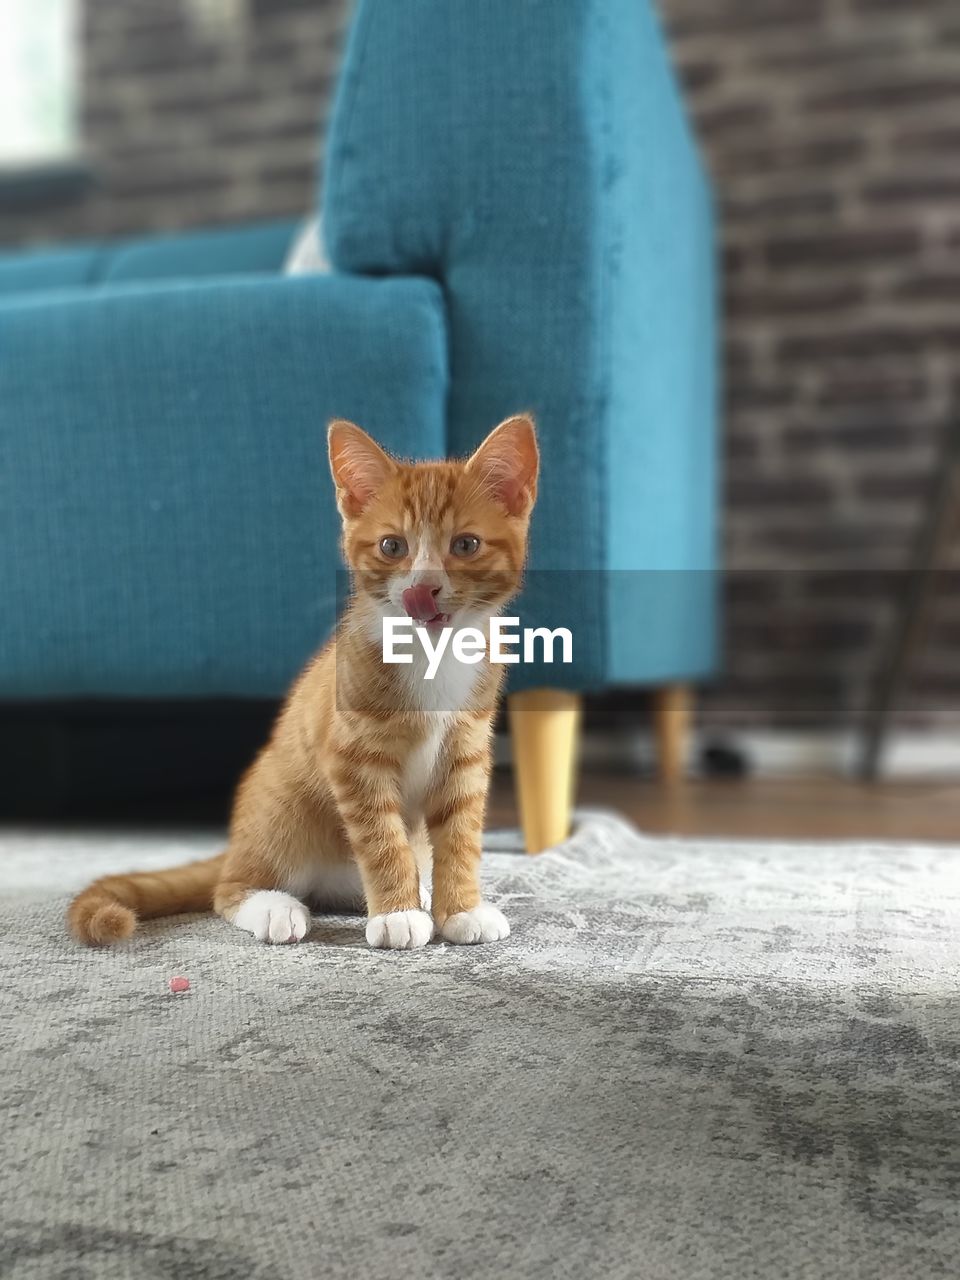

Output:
xmin=324 ymin=0 xmax=718 ymax=688
xmin=0 ymin=273 xmax=447 ymax=697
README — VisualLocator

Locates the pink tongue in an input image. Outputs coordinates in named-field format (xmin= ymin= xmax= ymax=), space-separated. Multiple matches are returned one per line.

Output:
xmin=402 ymin=585 xmax=440 ymax=622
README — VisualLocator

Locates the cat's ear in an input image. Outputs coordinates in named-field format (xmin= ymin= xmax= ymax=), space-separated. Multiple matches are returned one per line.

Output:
xmin=328 ymin=420 xmax=397 ymax=517
xmin=467 ymin=415 xmax=539 ymax=516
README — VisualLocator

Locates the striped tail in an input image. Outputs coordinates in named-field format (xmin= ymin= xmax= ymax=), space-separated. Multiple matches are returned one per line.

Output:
xmin=67 ymin=852 xmax=226 ymax=946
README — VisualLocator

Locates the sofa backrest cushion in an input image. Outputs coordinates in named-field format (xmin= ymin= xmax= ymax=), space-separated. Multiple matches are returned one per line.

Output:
xmin=102 ymin=219 xmax=300 ymax=284
xmin=0 ymin=246 xmax=106 ymax=297
xmin=0 ymin=219 xmax=301 ymax=301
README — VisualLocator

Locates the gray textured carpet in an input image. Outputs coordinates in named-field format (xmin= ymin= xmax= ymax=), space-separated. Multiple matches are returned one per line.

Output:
xmin=3 ymin=811 xmax=960 ymax=1279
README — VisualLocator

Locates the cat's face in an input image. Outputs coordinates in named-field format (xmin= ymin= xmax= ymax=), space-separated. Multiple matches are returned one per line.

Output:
xmin=328 ymin=416 xmax=539 ymax=628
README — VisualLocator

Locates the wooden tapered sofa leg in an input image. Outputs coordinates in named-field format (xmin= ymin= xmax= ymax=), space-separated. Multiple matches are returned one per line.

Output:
xmin=653 ymin=683 xmax=692 ymax=784
xmin=508 ymin=689 xmax=582 ymax=854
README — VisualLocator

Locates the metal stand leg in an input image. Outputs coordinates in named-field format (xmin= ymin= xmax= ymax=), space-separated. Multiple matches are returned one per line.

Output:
xmin=859 ymin=421 xmax=960 ymax=780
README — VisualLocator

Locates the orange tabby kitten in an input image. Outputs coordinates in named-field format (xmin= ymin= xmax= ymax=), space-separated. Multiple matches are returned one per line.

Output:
xmin=68 ymin=415 xmax=538 ymax=951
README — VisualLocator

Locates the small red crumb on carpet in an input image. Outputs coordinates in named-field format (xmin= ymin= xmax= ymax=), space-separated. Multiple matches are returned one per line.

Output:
xmin=168 ymin=976 xmax=190 ymax=994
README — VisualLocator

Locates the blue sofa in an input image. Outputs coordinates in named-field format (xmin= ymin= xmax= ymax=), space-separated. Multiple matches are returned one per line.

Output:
xmin=0 ymin=0 xmax=717 ymax=844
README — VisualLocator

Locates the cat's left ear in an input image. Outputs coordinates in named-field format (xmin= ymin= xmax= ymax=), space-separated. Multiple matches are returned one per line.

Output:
xmin=328 ymin=420 xmax=397 ymax=517
xmin=467 ymin=414 xmax=539 ymax=516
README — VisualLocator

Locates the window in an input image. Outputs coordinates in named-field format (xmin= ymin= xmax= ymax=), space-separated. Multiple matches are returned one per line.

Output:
xmin=0 ymin=0 xmax=78 ymax=169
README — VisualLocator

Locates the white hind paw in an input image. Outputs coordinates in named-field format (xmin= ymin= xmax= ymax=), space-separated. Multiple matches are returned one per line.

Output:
xmin=234 ymin=891 xmax=311 ymax=944
xmin=439 ymin=903 xmax=510 ymax=945
xmin=366 ymin=909 xmax=434 ymax=950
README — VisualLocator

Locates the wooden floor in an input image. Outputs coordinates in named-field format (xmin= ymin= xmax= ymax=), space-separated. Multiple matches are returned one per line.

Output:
xmin=488 ymin=769 xmax=960 ymax=843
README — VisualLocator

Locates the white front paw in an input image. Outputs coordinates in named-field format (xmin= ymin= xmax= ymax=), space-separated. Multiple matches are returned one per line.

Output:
xmin=234 ymin=890 xmax=311 ymax=944
xmin=439 ymin=903 xmax=510 ymax=945
xmin=366 ymin=909 xmax=434 ymax=950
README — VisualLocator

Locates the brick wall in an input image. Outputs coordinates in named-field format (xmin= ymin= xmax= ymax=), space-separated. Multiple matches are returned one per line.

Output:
xmin=2 ymin=0 xmax=958 ymax=734
xmin=0 ymin=0 xmax=351 ymax=242
xmin=665 ymin=0 xmax=960 ymax=731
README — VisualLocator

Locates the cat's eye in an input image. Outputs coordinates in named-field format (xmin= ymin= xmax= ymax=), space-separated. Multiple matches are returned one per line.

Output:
xmin=379 ymin=536 xmax=408 ymax=559
xmin=451 ymin=534 xmax=481 ymax=558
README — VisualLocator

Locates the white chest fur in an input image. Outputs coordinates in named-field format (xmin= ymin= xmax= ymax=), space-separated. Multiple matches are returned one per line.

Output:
xmin=402 ymin=640 xmax=482 ymax=714
xmin=398 ymin=629 xmax=481 ymax=813
xmin=366 ymin=602 xmax=488 ymax=717
xmin=364 ymin=606 xmax=488 ymax=815
xmin=402 ymin=714 xmax=452 ymax=814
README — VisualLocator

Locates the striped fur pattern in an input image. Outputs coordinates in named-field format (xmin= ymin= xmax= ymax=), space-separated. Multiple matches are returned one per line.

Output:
xmin=68 ymin=416 xmax=538 ymax=951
